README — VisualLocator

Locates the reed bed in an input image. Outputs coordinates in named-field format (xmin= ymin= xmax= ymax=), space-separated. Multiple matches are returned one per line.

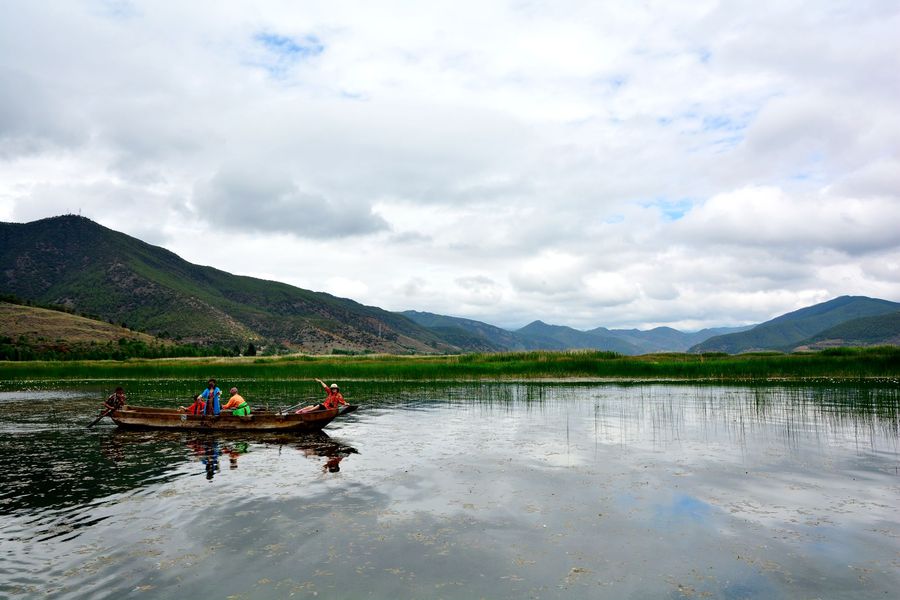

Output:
xmin=1 ymin=347 xmax=898 ymax=382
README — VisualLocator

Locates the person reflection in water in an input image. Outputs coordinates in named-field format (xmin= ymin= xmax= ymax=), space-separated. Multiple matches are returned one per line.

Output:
xmin=225 ymin=442 xmax=249 ymax=469
xmin=323 ymin=455 xmax=343 ymax=473
xmin=100 ymin=433 xmax=126 ymax=464
xmin=201 ymin=439 xmax=220 ymax=481
xmin=297 ymin=434 xmax=358 ymax=474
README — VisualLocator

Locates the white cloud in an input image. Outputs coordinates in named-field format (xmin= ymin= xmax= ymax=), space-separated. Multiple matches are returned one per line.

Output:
xmin=510 ymin=251 xmax=584 ymax=295
xmin=454 ymin=275 xmax=505 ymax=307
xmin=676 ymin=186 xmax=900 ymax=255
xmin=1 ymin=0 xmax=899 ymax=330
xmin=194 ymin=165 xmax=389 ymax=238
xmin=583 ymin=272 xmax=641 ymax=307
xmin=324 ymin=277 xmax=369 ymax=299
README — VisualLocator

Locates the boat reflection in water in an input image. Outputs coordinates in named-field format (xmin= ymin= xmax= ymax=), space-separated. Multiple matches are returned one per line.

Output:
xmin=177 ymin=431 xmax=359 ymax=480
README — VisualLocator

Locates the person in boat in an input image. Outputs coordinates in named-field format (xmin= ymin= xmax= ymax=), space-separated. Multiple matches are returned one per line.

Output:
xmin=197 ymin=378 xmax=222 ymax=416
xmin=179 ymin=396 xmax=206 ymax=415
xmin=104 ymin=387 xmax=127 ymax=411
xmin=296 ymin=379 xmax=347 ymax=413
xmin=221 ymin=387 xmax=251 ymax=416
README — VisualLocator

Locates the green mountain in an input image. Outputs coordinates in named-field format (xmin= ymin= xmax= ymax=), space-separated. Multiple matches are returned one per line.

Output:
xmin=691 ymin=296 xmax=900 ymax=353
xmin=0 ymin=215 xmax=453 ymax=353
xmin=515 ymin=321 xmax=644 ymax=354
xmin=402 ymin=311 xmax=755 ymax=354
xmin=591 ymin=325 xmax=755 ymax=353
xmin=793 ymin=311 xmax=900 ymax=350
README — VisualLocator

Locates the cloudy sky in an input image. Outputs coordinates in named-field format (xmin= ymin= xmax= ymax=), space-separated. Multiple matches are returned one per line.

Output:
xmin=2 ymin=1 xmax=899 ymax=330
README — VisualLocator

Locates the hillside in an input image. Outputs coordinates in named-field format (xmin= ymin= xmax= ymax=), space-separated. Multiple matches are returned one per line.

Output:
xmin=400 ymin=310 xmax=525 ymax=352
xmin=0 ymin=302 xmax=164 ymax=346
xmin=0 ymin=216 xmax=453 ymax=353
xmin=691 ymin=296 xmax=900 ymax=353
xmin=0 ymin=301 xmax=203 ymax=360
xmin=793 ymin=311 xmax=900 ymax=350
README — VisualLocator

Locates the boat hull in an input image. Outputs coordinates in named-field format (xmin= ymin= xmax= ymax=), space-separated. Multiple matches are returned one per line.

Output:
xmin=109 ymin=405 xmax=356 ymax=432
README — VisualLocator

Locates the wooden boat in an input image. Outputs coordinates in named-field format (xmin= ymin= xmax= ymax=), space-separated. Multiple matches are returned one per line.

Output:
xmin=108 ymin=405 xmax=358 ymax=432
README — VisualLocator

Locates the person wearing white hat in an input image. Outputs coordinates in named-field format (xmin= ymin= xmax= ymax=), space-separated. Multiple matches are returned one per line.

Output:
xmin=296 ymin=378 xmax=348 ymax=413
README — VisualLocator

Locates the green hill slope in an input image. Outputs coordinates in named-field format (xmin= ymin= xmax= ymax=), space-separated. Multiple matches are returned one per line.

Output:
xmin=400 ymin=310 xmax=525 ymax=351
xmin=793 ymin=311 xmax=900 ymax=350
xmin=0 ymin=301 xmax=214 ymax=360
xmin=691 ymin=296 xmax=900 ymax=353
xmin=0 ymin=301 xmax=164 ymax=345
xmin=0 ymin=215 xmax=453 ymax=353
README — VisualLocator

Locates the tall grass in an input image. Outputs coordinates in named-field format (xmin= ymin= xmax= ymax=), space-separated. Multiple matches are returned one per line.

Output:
xmin=1 ymin=347 xmax=898 ymax=382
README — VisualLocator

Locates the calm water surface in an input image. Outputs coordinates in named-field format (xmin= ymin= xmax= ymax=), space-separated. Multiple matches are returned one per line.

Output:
xmin=0 ymin=381 xmax=898 ymax=599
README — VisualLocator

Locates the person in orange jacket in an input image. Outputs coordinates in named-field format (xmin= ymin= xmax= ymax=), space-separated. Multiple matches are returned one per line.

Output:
xmin=296 ymin=379 xmax=347 ymax=413
xmin=179 ymin=397 xmax=206 ymax=415
xmin=221 ymin=387 xmax=251 ymax=416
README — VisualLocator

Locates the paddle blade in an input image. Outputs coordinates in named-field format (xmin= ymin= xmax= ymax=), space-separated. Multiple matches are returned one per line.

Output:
xmin=86 ymin=409 xmax=111 ymax=428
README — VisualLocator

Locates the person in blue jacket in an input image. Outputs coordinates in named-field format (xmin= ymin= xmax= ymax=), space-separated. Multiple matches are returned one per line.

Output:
xmin=197 ymin=378 xmax=222 ymax=416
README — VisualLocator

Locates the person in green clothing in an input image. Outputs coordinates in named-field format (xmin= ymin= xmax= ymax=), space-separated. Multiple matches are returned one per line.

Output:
xmin=222 ymin=387 xmax=251 ymax=416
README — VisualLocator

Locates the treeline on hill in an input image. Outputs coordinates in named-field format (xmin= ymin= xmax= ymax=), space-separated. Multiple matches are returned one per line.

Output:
xmin=0 ymin=292 xmax=109 ymax=322
xmin=0 ymin=335 xmax=250 ymax=362
xmin=0 ymin=293 xmax=264 ymax=361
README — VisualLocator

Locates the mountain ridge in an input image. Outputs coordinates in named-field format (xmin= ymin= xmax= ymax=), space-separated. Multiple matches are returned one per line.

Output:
xmin=0 ymin=215 xmax=454 ymax=353
xmin=3 ymin=215 xmax=898 ymax=355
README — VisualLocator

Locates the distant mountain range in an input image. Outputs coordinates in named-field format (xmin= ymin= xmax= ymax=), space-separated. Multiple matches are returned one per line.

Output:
xmin=401 ymin=311 xmax=753 ymax=354
xmin=2 ymin=215 xmax=898 ymax=355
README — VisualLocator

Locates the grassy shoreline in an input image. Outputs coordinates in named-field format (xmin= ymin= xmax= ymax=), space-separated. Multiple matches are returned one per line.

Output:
xmin=1 ymin=347 xmax=898 ymax=382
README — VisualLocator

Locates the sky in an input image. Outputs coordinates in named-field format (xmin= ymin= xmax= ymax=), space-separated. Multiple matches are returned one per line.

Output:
xmin=2 ymin=0 xmax=899 ymax=331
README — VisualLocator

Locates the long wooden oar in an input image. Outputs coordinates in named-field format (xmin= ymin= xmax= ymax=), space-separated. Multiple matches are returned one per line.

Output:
xmin=279 ymin=396 xmax=323 ymax=414
xmin=87 ymin=407 xmax=113 ymax=428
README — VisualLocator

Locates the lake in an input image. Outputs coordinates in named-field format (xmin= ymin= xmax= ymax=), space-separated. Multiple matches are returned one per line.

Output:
xmin=1 ymin=380 xmax=898 ymax=599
